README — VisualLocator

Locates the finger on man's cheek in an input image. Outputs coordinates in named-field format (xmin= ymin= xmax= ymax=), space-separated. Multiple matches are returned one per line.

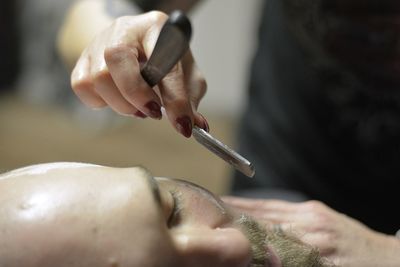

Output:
xmin=221 ymin=197 xmax=298 ymax=213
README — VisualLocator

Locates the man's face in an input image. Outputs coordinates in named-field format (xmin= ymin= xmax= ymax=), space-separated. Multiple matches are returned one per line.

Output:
xmin=0 ymin=163 xmax=329 ymax=267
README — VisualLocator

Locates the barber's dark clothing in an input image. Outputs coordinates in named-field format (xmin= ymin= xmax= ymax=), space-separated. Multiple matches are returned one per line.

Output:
xmin=232 ymin=0 xmax=400 ymax=234
xmin=0 ymin=1 xmax=19 ymax=90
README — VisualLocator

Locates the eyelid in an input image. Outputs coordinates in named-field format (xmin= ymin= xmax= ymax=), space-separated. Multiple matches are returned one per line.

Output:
xmin=167 ymin=189 xmax=183 ymax=227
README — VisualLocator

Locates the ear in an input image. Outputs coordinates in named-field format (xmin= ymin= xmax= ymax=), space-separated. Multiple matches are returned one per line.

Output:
xmin=172 ymin=226 xmax=252 ymax=267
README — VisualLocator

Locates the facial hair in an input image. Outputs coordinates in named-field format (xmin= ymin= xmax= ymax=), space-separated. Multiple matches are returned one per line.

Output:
xmin=235 ymin=214 xmax=334 ymax=267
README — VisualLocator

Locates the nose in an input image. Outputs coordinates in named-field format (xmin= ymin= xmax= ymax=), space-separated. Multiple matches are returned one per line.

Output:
xmin=172 ymin=226 xmax=253 ymax=267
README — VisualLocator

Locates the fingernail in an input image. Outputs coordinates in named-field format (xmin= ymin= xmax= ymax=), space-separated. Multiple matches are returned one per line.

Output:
xmin=176 ymin=116 xmax=192 ymax=138
xmin=133 ymin=110 xmax=147 ymax=119
xmin=144 ymin=101 xmax=162 ymax=119
xmin=198 ymin=113 xmax=210 ymax=132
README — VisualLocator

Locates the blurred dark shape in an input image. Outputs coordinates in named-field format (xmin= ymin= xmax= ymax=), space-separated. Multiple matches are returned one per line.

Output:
xmin=283 ymin=0 xmax=400 ymax=88
xmin=0 ymin=1 xmax=20 ymax=92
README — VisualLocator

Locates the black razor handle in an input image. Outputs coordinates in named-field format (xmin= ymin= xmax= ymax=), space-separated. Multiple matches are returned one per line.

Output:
xmin=140 ymin=10 xmax=192 ymax=87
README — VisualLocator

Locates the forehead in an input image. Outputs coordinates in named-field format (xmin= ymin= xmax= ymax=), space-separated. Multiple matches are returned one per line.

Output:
xmin=0 ymin=163 xmax=156 ymax=212
xmin=1 ymin=162 xmax=149 ymax=182
xmin=0 ymin=164 xmax=177 ymax=267
xmin=0 ymin=162 xmax=102 ymax=180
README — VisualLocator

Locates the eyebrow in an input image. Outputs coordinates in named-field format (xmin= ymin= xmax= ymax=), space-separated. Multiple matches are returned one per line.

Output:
xmin=145 ymin=174 xmax=162 ymax=208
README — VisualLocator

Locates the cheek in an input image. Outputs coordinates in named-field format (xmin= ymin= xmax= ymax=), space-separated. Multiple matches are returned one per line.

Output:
xmin=183 ymin=194 xmax=230 ymax=228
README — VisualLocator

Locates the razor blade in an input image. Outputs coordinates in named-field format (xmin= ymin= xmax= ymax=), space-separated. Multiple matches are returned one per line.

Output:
xmin=192 ymin=126 xmax=255 ymax=178
xmin=139 ymin=11 xmax=255 ymax=178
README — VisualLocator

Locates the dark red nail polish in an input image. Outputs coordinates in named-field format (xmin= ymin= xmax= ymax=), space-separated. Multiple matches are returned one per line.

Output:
xmin=134 ymin=110 xmax=147 ymax=119
xmin=199 ymin=113 xmax=210 ymax=132
xmin=145 ymin=101 xmax=162 ymax=119
xmin=204 ymin=120 xmax=210 ymax=132
xmin=176 ymin=116 xmax=192 ymax=138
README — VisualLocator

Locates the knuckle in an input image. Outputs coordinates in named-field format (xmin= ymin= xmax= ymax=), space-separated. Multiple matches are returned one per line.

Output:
xmin=71 ymin=75 xmax=93 ymax=94
xmin=309 ymin=235 xmax=337 ymax=254
xmin=93 ymin=68 xmax=113 ymax=85
xmin=71 ymin=67 xmax=107 ymax=109
xmin=73 ymin=83 xmax=106 ymax=109
xmin=170 ymin=63 xmax=180 ymax=74
xmin=121 ymin=85 xmax=139 ymax=99
xmin=163 ymin=96 xmax=191 ymax=114
xmin=113 ymin=16 xmax=125 ymax=26
xmin=188 ymin=70 xmax=207 ymax=100
xmin=319 ymin=245 xmax=337 ymax=257
xmin=113 ymin=16 xmax=130 ymax=29
xmin=104 ymin=43 xmax=137 ymax=63
xmin=312 ymin=211 xmax=330 ymax=225
xmin=302 ymin=200 xmax=325 ymax=211
xmin=147 ymin=11 xmax=168 ymax=24
xmin=104 ymin=44 xmax=126 ymax=61
xmin=197 ymin=76 xmax=207 ymax=96
xmin=88 ymin=99 xmax=107 ymax=109
xmin=116 ymin=106 xmax=136 ymax=116
xmin=160 ymin=64 xmax=184 ymax=86
xmin=168 ymin=96 xmax=189 ymax=109
xmin=168 ymin=62 xmax=183 ymax=77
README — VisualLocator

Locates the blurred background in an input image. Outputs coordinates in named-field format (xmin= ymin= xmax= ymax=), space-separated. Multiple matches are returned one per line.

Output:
xmin=0 ymin=0 xmax=263 ymax=194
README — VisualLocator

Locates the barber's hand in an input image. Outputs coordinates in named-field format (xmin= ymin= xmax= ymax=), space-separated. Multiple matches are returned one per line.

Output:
xmin=222 ymin=197 xmax=400 ymax=267
xmin=71 ymin=11 xmax=208 ymax=138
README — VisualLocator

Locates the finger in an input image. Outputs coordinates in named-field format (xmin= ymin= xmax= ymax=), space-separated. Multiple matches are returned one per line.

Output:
xmin=104 ymin=42 xmax=162 ymax=119
xmin=183 ymin=52 xmax=209 ymax=132
xmin=92 ymin=67 xmax=147 ymax=118
xmin=101 ymin=13 xmax=169 ymax=119
xmin=222 ymin=196 xmax=300 ymax=213
xmin=158 ymin=62 xmax=194 ymax=137
xmin=194 ymin=113 xmax=210 ymax=132
xmin=295 ymin=232 xmax=337 ymax=256
xmin=270 ymin=224 xmax=336 ymax=257
xmin=267 ymin=206 xmax=328 ymax=225
xmin=247 ymin=209 xmax=304 ymax=225
xmin=182 ymin=51 xmax=207 ymax=111
xmin=71 ymin=53 xmax=106 ymax=108
xmin=141 ymin=13 xmax=200 ymax=137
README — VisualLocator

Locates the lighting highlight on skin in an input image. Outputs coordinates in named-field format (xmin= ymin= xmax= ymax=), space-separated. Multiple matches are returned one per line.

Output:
xmin=0 ymin=162 xmax=101 ymax=180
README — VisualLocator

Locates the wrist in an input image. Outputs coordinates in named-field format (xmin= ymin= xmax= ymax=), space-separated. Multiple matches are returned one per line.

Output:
xmin=365 ymin=229 xmax=400 ymax=266
xmin=384 ymin=232 xmax=400 ymax=263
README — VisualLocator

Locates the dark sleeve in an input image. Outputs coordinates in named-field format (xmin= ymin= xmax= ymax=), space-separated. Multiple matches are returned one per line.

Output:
xmin=0 ymin=0 xmax=19 ymax=90
xmin=131 ymin=0 xmax=162 ymax=11
xmin=105 ymin=0 xmax=162 ymax=17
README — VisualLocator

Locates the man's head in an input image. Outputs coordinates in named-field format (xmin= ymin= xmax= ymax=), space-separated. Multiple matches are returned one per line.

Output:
xmin=0 ymin=163 xmax=332 ymax=267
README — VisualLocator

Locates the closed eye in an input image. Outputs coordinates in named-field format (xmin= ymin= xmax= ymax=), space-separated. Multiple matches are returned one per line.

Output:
xmin=167 ymin=189 xmax=183 ymax=227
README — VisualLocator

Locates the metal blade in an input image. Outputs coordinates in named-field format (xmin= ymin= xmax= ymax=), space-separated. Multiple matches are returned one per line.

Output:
xmin=192 ymin=126 xmax=255 ymax=178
